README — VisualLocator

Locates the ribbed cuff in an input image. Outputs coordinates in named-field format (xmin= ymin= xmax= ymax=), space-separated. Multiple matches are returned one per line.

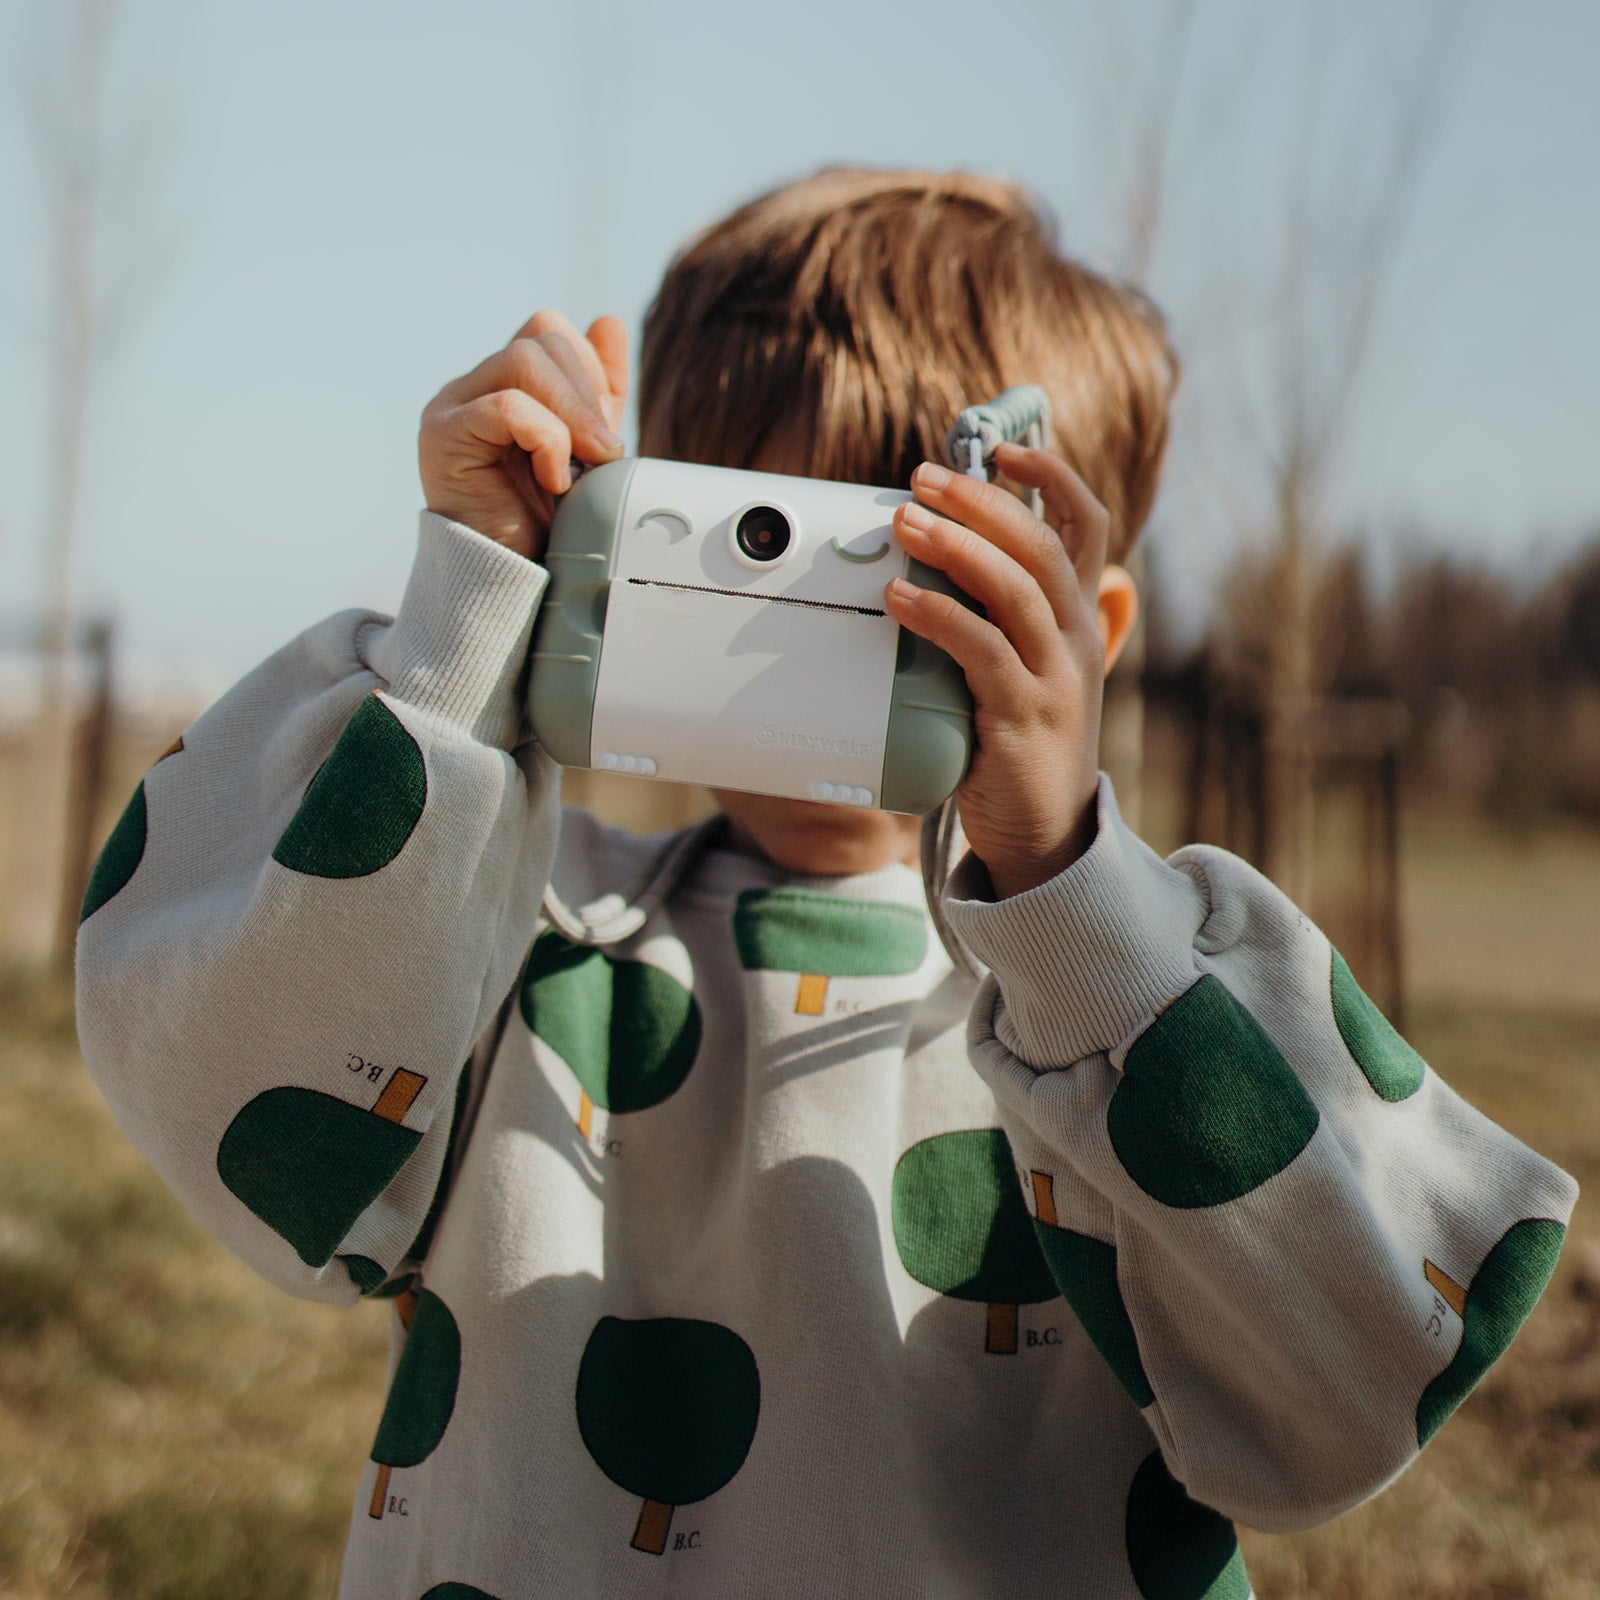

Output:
xmin=942 ymin=776 xmax=1206 ymax=1069
xmin=365 ymin=513 xmax=549 ymax=750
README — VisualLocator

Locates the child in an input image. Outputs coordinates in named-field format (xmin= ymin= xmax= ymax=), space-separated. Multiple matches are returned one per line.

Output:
xmin=78 ymin=168 xmax=1575 ymax=1599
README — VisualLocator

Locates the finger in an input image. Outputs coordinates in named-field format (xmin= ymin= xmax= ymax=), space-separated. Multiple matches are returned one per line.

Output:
xmin=535 ymin=331 xmax=606 ymax=418
xmin=454 ymin=389 xmax=575 ymax=494
xmin=908 ymin=461 xmax=1081 ymax=628
xmin=893 ymin=503 xmax=1067 ymax=679
xmin=501 ymin=444 xmax=554 ymax=518
xmin=882 ymin=574 xmax=1031 ymax=709
xmin=441 ymin=341 xmax=619 ymax=459
xmin=514 ymin=308 xmax=612 ymax=404
xmin=585 ymin=315 xmax=630 ymax=403
xmin=990 ymin=443 xmax=1110 ymax=591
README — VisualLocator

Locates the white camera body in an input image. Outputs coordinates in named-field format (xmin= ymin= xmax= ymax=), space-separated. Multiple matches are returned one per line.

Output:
xmin=525 ymin=458 xmax=975 ymax=814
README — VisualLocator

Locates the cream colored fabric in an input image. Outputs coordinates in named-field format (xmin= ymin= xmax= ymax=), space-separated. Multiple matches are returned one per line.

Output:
xmin=78 ymin=514 xmax=1577 ymax=1600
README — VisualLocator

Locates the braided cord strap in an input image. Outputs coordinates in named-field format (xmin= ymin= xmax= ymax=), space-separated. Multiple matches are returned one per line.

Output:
xmin=941 ymin=385 xmax=1053 ymax=516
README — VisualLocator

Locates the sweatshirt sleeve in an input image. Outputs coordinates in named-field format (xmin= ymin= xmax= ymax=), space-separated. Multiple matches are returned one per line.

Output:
xmin=76 ymin=513 xmax=560 ymax=1305
xmin=943 ymin=776 xmax=1579 ymax=1534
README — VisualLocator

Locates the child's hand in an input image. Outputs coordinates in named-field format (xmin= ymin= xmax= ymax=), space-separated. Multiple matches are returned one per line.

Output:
xmin=419 ymin=311 xmax=628 ymax=561
xmin=885 ymin=443 xmax=1118 ymax=900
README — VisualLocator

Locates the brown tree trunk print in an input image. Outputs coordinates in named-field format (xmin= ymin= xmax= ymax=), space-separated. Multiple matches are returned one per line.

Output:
xmin=631 ymin=1498 xmax=675 ymax=1555
xmin=985 ymin=1302 xmax=1019 ymax=1355
xmin=794 ymin=973 xmax=829 ymax=1015
xmin=1031 ymin=1170 xmax=1059 ymax=1227
xmin=1424 ymin=1259 xmax=1468 ymax=1316
xmin=373 ymin=1068 xmax=427 ymax=1123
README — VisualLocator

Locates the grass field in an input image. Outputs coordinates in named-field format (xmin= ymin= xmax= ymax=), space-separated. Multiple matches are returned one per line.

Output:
xmin=0 ymin=771 xmax=1596 ymax=1598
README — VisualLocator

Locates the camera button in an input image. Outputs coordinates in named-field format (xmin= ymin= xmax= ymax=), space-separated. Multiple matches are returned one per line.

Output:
xmin=597 ymin=752 xmax=657 ymax=777
xmin=811 ymin=782 xmax=876 ymax=807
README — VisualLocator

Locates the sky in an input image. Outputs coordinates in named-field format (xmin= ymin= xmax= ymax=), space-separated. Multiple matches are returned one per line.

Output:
xmin=1 ymin=0 xmax=1597 ymax=704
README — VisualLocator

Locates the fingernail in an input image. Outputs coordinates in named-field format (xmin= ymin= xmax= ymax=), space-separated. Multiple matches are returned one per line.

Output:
xmin=900 ymin=502 xmax=934 ymax=531
xmin=888 ymin=577 xmax=918 ymax=601
xmin=913 ymin=462 xmax=950 ymax=491
xmin=591 ymin=421 xmax=623 ymax=451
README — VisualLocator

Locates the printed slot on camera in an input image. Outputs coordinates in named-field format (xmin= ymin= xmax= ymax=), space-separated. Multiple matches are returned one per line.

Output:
xmin=623 ymin=578 xmax=884 ymax=618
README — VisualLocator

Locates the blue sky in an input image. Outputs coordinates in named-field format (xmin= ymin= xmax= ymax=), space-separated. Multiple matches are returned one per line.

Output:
xmin=1 ymin=0 xmax=1597 ymax=696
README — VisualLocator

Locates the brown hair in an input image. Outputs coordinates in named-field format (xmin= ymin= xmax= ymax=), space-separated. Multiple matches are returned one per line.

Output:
xmin=637 ymin=167 xmax=1179 ymax=563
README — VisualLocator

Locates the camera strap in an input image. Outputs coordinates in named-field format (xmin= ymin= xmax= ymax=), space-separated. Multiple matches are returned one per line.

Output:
xmin=941 ymin=385 xmax=1053 ymax=518
xmin=920 ymin=796 xmax=981 ymax=980
xmin=538 ymin=811 xmax=731 ymax=949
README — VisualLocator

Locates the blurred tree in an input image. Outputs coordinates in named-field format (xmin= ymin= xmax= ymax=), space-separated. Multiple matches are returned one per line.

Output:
xmin=1062 ymin=4 xmax=1473 ymax=879
xmin=1222 ymin=7 xmax=1473 ymax=902
xmin=1382 ymin=555 xmax=1523 ymax=717
xmin=23 ymin=0 xmax=190 ymax=962
xmin=1081 ymin=0 xmax=1204 ymax=832
xmin=1548 ymin=539 xmax=1600 ymax=687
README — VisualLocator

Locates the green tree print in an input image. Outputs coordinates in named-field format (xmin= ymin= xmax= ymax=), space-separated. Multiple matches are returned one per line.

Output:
xmin=369 ymin=1289 xmax=461 ymax=1520
xmin=79 ymin=780 xmax=148 ymax=924
xmin=733 ymin=888 xmax=926 ymax=1015
xmin=79 ymin=735 xmax=183 ymax=925
xmin=1330 ymin=950 xmax=1426 ymax=1101
xmin=216 ymin=1066 xmax=429 ymax=1267
xmin=892 ymin=1129 xmax=1058 ymax=1354
xmin=576 ymin=1315 xmax=761 ymax=1555
xmin=520 ymin=933 xmax=701 ymax=1138
xmin=1108 ymin=976 xmax=1319 ymax=1209
xmin=1028 ymin=1170 xmax=1153 ymax=1406
xmin=1124 ymin=1451 xmax=1249 ymax=1600
xmin=1416 ymin=1217 xmax=1566 ymax=1444
xmin=271 ymin=695 xmax=426 ymax=878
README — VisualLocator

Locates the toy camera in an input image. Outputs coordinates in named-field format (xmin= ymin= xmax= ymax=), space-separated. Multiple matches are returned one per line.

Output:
xmin=524 ymin=457 xmax=975 ymax=814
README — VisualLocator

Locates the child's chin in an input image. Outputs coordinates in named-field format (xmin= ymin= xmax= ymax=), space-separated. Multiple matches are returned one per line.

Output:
xmin=711 ymin=789 xmax=922 ymax=876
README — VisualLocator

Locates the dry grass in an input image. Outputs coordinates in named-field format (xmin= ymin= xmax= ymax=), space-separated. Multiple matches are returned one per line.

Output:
xmin=0 ymin=973 xmax=387 ymax=1600
xmin=1 ymin=750 xmax=1597 ymax=1597
xmin=1399 ymin=806 xmax=1600 ymax=1012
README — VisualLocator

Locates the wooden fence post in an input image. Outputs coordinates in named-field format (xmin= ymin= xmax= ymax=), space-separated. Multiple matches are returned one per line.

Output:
xmin=53 ymin=618 xmax=114 ymax=965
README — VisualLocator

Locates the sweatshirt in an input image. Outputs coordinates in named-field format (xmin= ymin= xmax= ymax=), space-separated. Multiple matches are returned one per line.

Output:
xmin=76 ymin=513 xmax=1578 ymax=1600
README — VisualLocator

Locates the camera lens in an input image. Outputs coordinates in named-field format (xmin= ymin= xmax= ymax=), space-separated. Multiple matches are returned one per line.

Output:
xmin=734 ymin=505 xmax=792 ymax=563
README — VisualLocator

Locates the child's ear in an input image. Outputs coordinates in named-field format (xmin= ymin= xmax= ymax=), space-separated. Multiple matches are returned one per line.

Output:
xmin=1096 ymin=565 xmax=1139 ymax=673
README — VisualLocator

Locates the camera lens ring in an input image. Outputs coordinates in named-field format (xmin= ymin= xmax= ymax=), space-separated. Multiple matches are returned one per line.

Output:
xmin=731 ymin=503 xmax=795 ymax=567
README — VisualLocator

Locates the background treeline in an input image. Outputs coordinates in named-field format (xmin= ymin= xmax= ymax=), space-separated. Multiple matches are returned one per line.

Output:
xmin=1156 ymin=529 xmax=1600 ymax=829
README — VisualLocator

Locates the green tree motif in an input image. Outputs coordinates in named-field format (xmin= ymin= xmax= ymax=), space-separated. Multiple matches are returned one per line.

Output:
xmin=1108 ymin=976 xmax=1319 ymax=1209
xmin=733 ymin=888 xmax=926 ymax=1016
xmin=369 ymin=1289 xmax=461 ymax=1520
xmin=418 ymin=1587 xmax=501 ymax=1600
xmin=1124 ymin=1451 xmax=1248 ymax=1600
xmin=1330 ymin=950 xmax=1425 ymax=1101
xmin=576 ymin=1315 xmax=761 ymax=1554
xmin=216 ymin=1066 xmax=429 ymax=1267
xmin=892 ymin=1129 xmax=1058 ymax=1354
xmin=272 ymin=694 xmax=426 ymax=878
xmin=520 ymin=933 xmax=701 ymax=1138
xmin=79 ymin=780 xmax=147 ymax=924
xmin=1416 ymin=1217 xmax=1566 ymax=1445
xmin=336 ymin=1068 xmax=470 ymax=1299
xmin=1028 ymin=1170 xmax=1153 ymax=1406
xmin=79 ymin=734 xmax=187 ymax=924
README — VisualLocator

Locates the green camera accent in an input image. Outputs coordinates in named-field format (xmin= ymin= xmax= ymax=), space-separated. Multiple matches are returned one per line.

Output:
xmin=880 ymin=557 xmax=976 ymax=815
xmin=525 ymin=458 xmax=638 ymax=767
